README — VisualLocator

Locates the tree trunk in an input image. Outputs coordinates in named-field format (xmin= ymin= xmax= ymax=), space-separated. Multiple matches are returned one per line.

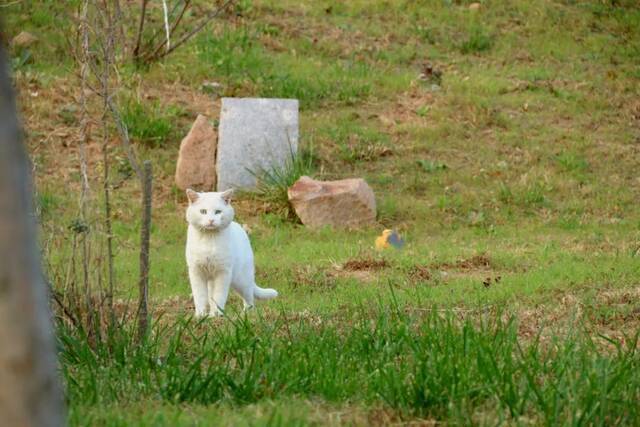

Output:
xmin=0 ymin=45 xmax=65 ymax=426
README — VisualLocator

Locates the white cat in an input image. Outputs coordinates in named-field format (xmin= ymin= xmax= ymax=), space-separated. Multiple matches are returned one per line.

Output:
xmin=185 ymin=189 xmax=278 ymax=317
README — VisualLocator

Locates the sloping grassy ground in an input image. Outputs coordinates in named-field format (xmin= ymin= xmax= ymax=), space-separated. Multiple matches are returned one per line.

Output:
xmin=5 ymin=0 xmax=640 ymax=425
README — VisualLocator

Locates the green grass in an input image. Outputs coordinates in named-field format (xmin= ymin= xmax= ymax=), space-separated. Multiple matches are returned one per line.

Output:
xmin=459 ymin=24 xmax=495 ymax=55
xmin=121 ymin=99 xmax=184 ymax=147
xmin=323 ymin=121 xmax=392 ymax=164
xmin=6 ymin=0 xmax=640 ymax=424
xmin=35 ymin=189 xmax=62 ymax=219
xmin=62 ymin=308 xmax=640 ymax=426
xmin=416 ymin=159 xmax=448 ymax=173
xmin=250 ymin=146 xmax=317 ymax=219
xmin=195 ymin=26 xmax=378 ymax=108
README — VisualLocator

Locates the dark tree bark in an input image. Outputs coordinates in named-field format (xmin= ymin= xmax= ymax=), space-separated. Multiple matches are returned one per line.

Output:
xmin=132 ymin=0 xmax=149 ymax=65
xmin=0 ymin=45 xmax=65 ymax=425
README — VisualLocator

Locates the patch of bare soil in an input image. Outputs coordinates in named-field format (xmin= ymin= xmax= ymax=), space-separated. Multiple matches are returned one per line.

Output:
xmin=376 ymin=85 xmax=437 ymax=131
xmin=342 ymin=258 xmax=390 ymax=271
xmin=408 ymin=265 xmax=432 ymax=282
xmin=412 ymin=253 xmax=500 ymax=286
xmin=329 ymin=257 xmax=390 ymax=282
xmin=432 ymin=253 xmax=493 ymax=271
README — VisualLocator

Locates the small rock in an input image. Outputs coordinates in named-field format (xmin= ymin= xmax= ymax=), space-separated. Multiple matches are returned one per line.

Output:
xmin=288 ymin=176 xmax=376 ymax=228
xmin=175 ymin=115 xmax=217 ymax=191
xmin=469 ymin=2 xmax=481 ymax=10
xmin=12 ymin=31 xmax=38 ymax=48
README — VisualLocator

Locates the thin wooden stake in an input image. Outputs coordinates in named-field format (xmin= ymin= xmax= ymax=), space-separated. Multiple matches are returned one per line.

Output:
xmin=136 ymin=160 xmax=152 ymax=343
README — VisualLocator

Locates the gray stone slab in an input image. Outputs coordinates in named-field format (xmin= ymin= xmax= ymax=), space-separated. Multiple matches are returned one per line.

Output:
xmin=216 ymin=98 xmax=299 ymax=191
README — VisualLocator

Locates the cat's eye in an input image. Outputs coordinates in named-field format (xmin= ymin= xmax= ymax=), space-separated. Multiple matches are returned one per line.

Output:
xmin=199 ymin=209 xmax=207 ymax=214
xmin=214 ymin=210 xmax=222 ymax=215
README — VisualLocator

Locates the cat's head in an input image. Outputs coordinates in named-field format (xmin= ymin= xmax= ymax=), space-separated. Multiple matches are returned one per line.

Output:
xmin=185 ymin=189 xmax=234 ymax=232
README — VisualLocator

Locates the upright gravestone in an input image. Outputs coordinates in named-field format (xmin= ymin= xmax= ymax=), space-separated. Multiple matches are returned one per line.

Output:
xmin=216 ymin=98 xmax=299 ymax=191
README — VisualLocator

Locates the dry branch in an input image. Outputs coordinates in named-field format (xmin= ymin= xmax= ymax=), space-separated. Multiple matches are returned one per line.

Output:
xmin=99 ymin=0 xmax=117 ymax=328
xmin=78 ymin=0 xmax=98 ymax=346
xmin=143 ymin=0 xmax=235 ymax=63
xmin=132 ymin=0 xmax=150 ymax=64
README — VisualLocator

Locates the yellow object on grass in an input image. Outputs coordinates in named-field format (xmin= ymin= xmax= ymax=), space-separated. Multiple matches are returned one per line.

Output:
xmin=375 ymin=229 xmax=404 ymax=251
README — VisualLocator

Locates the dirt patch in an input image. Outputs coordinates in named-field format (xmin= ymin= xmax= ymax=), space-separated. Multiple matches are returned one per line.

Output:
xmin=376 ymin=86 xmax=437 ymax=130
xmin=408 ymin=253 xmax=493 ymax=285
xmin=342 ymin=258 xmax=389 ymax=271
xmin=328 ymin=257 xmax=390 ymax=282
xmin=408 ymin=265 xmax=432 ymax=282
xmin=432 ymin=253 xmax=493 ymax=271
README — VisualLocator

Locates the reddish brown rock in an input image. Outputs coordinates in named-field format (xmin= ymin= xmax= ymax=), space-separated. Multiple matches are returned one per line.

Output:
xmin=175 ymin=115 xmax=217 ymax=191
xmin=288 ymin=176 xmax=376 ymax=228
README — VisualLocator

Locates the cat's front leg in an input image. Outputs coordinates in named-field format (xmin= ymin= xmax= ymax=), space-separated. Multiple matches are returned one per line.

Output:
xmin=188 ymin=267 xmax=208 ymax=318
xmin=208 ymin=270 xmax=231 ymax=317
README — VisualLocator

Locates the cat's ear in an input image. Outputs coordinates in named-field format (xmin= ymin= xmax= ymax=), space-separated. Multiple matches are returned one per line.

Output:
xmin=186 ymin=189 xmax=199 ymax=204
xmin=221 ymin=189 xmax=234 ymax=205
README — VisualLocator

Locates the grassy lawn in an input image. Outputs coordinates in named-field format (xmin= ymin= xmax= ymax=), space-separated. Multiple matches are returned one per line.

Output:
xmin=5 ymin=0 xmax=640 ymax=425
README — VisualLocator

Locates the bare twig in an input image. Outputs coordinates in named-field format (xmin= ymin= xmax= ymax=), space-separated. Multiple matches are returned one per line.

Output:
xmin=145 ymin=0 xmax=235 ymax=62
xmin=112 ymin=0 xmax=126 ymax=56
xmin=99 ymin=0 xmax=116 ymax=328
xmin=106 ymin=98 xmax=143 ymax=181
xmin=146 ymin=0 xmax=191 ymax=60
xmin=78 ymin=0 xmax=97 ymax=348
xmin=144 ymin=0 xmax=187 ymax=50
xmin=66 ymin=234 xmax=79 ymax=321
xmin=60 ymin=0 xmax=160 ymax=341
xmin=168 ymin=0 xmax=191 ymax=40
xmin=0 ymin=0 xmax=23 ymax=8
xmin=49 ymin=284 xmax=81 ymax=330
xmin=132 ymin=0 xmax=149 ymax=64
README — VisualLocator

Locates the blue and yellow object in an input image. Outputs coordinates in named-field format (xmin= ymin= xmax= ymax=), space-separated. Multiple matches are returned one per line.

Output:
xmin=375 ymin=229 xmax=405 ymax=251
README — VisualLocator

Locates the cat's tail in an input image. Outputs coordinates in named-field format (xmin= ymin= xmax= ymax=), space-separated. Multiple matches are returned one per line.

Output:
xmin=253 ymin=284 xmax=278 ymax=300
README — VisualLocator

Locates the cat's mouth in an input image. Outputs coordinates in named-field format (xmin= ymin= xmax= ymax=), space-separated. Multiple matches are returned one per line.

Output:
xmin=200 ymin=224 xmax=219 ymax=231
